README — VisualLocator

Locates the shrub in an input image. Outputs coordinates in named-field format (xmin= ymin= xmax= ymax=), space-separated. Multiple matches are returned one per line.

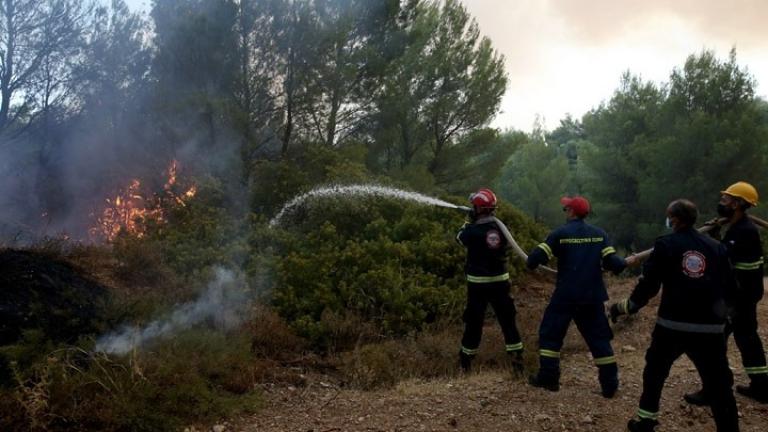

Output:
xmin=261 ymin=189 xmax=547 ymax=349
xmin=0 ymin=329 xmax=262 ymax=432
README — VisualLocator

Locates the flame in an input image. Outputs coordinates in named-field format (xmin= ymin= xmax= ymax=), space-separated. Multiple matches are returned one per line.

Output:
xmin=90 ymin=160 xmax=196 ymax=242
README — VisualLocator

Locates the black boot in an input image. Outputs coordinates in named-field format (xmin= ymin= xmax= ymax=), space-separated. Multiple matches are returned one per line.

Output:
xmin=684 ymin=388 xmax=710 ymax=406
xmin=459 ymin=351 xmax=473 ymax=372
xmin=736 ymin=383 xmax=768 ymax=403
xmin=601 ymin=382 xmax=618 ymax=398
xmin=599 ymin=363 xmax=619 ymax=398
xmin=627 ymin=418 xmax=658 ymax=432
xmin=528 ymin=374 xmax=559 ymax=392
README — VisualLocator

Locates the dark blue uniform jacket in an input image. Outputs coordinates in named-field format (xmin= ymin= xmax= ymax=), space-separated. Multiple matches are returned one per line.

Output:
xmin=527 ymin=219 xmax=626 ymax=304
xmin=456 ymin=217 xmax=509 ymax=281
xmin=723 ymin=216 xmax=764 ymax=302
xmin=630 ymin=227 xmax=735 ymax=330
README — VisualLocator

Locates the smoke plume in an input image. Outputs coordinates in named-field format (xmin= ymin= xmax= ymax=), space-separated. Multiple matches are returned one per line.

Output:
xmin=94 ymin=267 xmax=250 ymax=355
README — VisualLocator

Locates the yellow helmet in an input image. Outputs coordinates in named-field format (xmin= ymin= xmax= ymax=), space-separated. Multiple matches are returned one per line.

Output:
xmin=721 ymin=181 xmax=759 ymax=206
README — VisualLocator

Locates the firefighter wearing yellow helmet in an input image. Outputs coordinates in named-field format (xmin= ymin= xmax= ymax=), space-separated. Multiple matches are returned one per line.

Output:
xmin=685 ymin=181 xmax=768 ymax=405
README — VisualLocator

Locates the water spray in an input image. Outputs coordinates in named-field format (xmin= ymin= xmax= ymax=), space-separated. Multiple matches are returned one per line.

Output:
xmin=269 ymin=184 xmax=467 ymax=226
xmin=270 ymin=183 xmax=556 ymax=273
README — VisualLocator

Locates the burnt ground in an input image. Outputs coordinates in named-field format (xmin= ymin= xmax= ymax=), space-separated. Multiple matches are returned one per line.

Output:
xmin=233 ymin=278 xmax=768 ymax=432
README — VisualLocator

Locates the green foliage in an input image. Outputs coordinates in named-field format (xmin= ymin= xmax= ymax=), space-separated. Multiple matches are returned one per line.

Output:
xmin=497 ymin=128 xmax=572 ymax=227
xmin=251 ymin=143 xmax=374 ymax=217
xmin=146 ymin=176 xmax=249 ymax=279
xmin=433 ymin=128 xmax=520 ymax=195
xmin=581 ymin=50 xmax=768 ymax=250
xmin=261 ymin=192 xmax=545 ymax=350
xmin=369 ymin=0 xmax=507 ymax=180
xmin=580 ymin=73 xmax=665 ymax=248
xmin=0 ymin=329 xmax=261 ymax=432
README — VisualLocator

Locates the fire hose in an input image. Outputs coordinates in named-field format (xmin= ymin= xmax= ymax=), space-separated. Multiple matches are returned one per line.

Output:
xmin=455 ymin=206 xmax=557 ymax=274
xmin=454 ymin=205 xmax=768 ymax=273
xmin=628 ymin=214 xmax=768 ymax=264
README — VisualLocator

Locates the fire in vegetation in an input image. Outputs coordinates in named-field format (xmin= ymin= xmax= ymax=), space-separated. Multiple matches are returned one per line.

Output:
xmin=90 ymin=160 xmax=197 ymax=242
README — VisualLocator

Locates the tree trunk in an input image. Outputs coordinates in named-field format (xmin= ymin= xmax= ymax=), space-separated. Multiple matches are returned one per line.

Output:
xmin=0 ymin=0 xmax=16 ymax=133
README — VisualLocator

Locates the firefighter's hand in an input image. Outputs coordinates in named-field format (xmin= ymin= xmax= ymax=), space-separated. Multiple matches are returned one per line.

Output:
xmin=624 ymin=254 xmax=640 ymax=267
xmin=609 ymin=299 xmax=635 ymax=323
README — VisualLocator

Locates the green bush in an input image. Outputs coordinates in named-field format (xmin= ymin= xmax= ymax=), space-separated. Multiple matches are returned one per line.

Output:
xmin=0 ymin=329 xmax=262 ymax=432
xmin=148 ymin=177 xmax=249 ymax=279
xmin=261 ymin=191 xmax=546 ymax=350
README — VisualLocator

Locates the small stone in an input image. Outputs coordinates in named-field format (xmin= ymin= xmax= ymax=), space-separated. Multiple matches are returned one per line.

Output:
xmin=534 ymin=414 xmax=552 ymax=422
xmin=622 ymin=345 xmax=637 ymax=352
xmin=581 ymin=415 xmax=593 ymax=424
xmin=212 ymin=425 xmax=226 ymax=432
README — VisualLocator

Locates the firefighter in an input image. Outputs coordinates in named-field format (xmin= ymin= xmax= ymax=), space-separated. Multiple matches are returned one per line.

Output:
xmin=685 ymin=182 xmax=768 ymax=405
xmin=526 ymin=196 xmax=627 ymax=397
xmin=455 ymin=188 xmax=524 ymax=373
xmin=611 ymin=199 xmax=739 ymax=432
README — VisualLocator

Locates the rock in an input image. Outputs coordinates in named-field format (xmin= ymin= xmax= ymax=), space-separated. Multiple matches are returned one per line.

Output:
xmin=212 ymin=425 xmax=226 ymax=432
xmin=534 ymin=414 xmax=553 ymax=422
xmin=622 ymin=345 xmax=637 ymax=352
xmin=581 ymin=415 xmax=593 ymax=424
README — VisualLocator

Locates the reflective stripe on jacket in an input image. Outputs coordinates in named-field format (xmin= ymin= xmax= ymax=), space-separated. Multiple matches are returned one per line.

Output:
xmin=457 ymin=217 xmax=509 ymax=282
xmin=526 ymin=219 xmax=625 ymax=303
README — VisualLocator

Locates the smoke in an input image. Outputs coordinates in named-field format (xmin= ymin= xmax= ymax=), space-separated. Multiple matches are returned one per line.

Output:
xmin=94 ymin=267 xmax=250 ymax=355
xmin=549 ymin=0 xmax=768 ymax=45
xmin=0 ymin=0 xmax=248 ymax=245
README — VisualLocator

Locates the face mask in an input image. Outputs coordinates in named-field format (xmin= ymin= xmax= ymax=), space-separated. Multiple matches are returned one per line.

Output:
xmin=665 ymin=217 xmax=672 ymax=229
xmin=717 ymin=203 xmax=735 ymax=218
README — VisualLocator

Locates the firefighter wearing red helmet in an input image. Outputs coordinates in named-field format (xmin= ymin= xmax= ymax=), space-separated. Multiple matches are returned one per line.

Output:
xmin=455 ymin=188 xmax=524 ymax=373
xmin=526 ymin=195 xmax=627 ymax=397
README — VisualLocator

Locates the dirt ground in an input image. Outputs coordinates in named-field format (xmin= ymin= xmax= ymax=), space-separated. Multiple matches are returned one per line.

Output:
xmin=233 ymin=278 xmax=768 ymax=432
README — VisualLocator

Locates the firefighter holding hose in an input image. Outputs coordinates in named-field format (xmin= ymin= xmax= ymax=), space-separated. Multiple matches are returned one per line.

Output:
xmin=526 ymin=196 xmax=627 ymax=397
xmin=611 ymin=199 xmax=739 ymax=432
xmin=455 ymin=188 xmax=524 ymax=373
xmin=685 ymin=182 xmax=768 ymax=405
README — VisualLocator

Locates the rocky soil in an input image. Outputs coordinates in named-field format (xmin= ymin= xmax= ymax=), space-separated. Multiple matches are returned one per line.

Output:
xmin=233 ymin=278 xmax=768 ymax=432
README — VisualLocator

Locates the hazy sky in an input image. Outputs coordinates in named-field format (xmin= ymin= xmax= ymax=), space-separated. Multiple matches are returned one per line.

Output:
xmin=124 ymin=0 xmax=768 ymax=132
xmin=459 ymin=0 xmax=768 ymax=131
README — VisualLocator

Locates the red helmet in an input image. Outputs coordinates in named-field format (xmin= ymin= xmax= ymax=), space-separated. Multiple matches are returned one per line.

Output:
xmin=469 ymin=188 xmax=497 ymax=210
xmin=560 ymin=196 xmax=590 ymax=218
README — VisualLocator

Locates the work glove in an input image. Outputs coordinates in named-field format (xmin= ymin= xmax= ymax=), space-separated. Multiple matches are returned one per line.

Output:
xmin=609 ymin=299 xmax=637 ymax=323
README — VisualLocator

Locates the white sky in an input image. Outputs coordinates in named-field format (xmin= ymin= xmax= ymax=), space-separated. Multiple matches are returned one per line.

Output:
xmin=124 ymin=0 xmax=768 ymax=132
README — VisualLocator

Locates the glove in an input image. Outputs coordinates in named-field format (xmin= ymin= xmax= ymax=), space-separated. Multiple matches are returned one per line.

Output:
xmin=609 ymin=299 xmax=636 ymax=323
